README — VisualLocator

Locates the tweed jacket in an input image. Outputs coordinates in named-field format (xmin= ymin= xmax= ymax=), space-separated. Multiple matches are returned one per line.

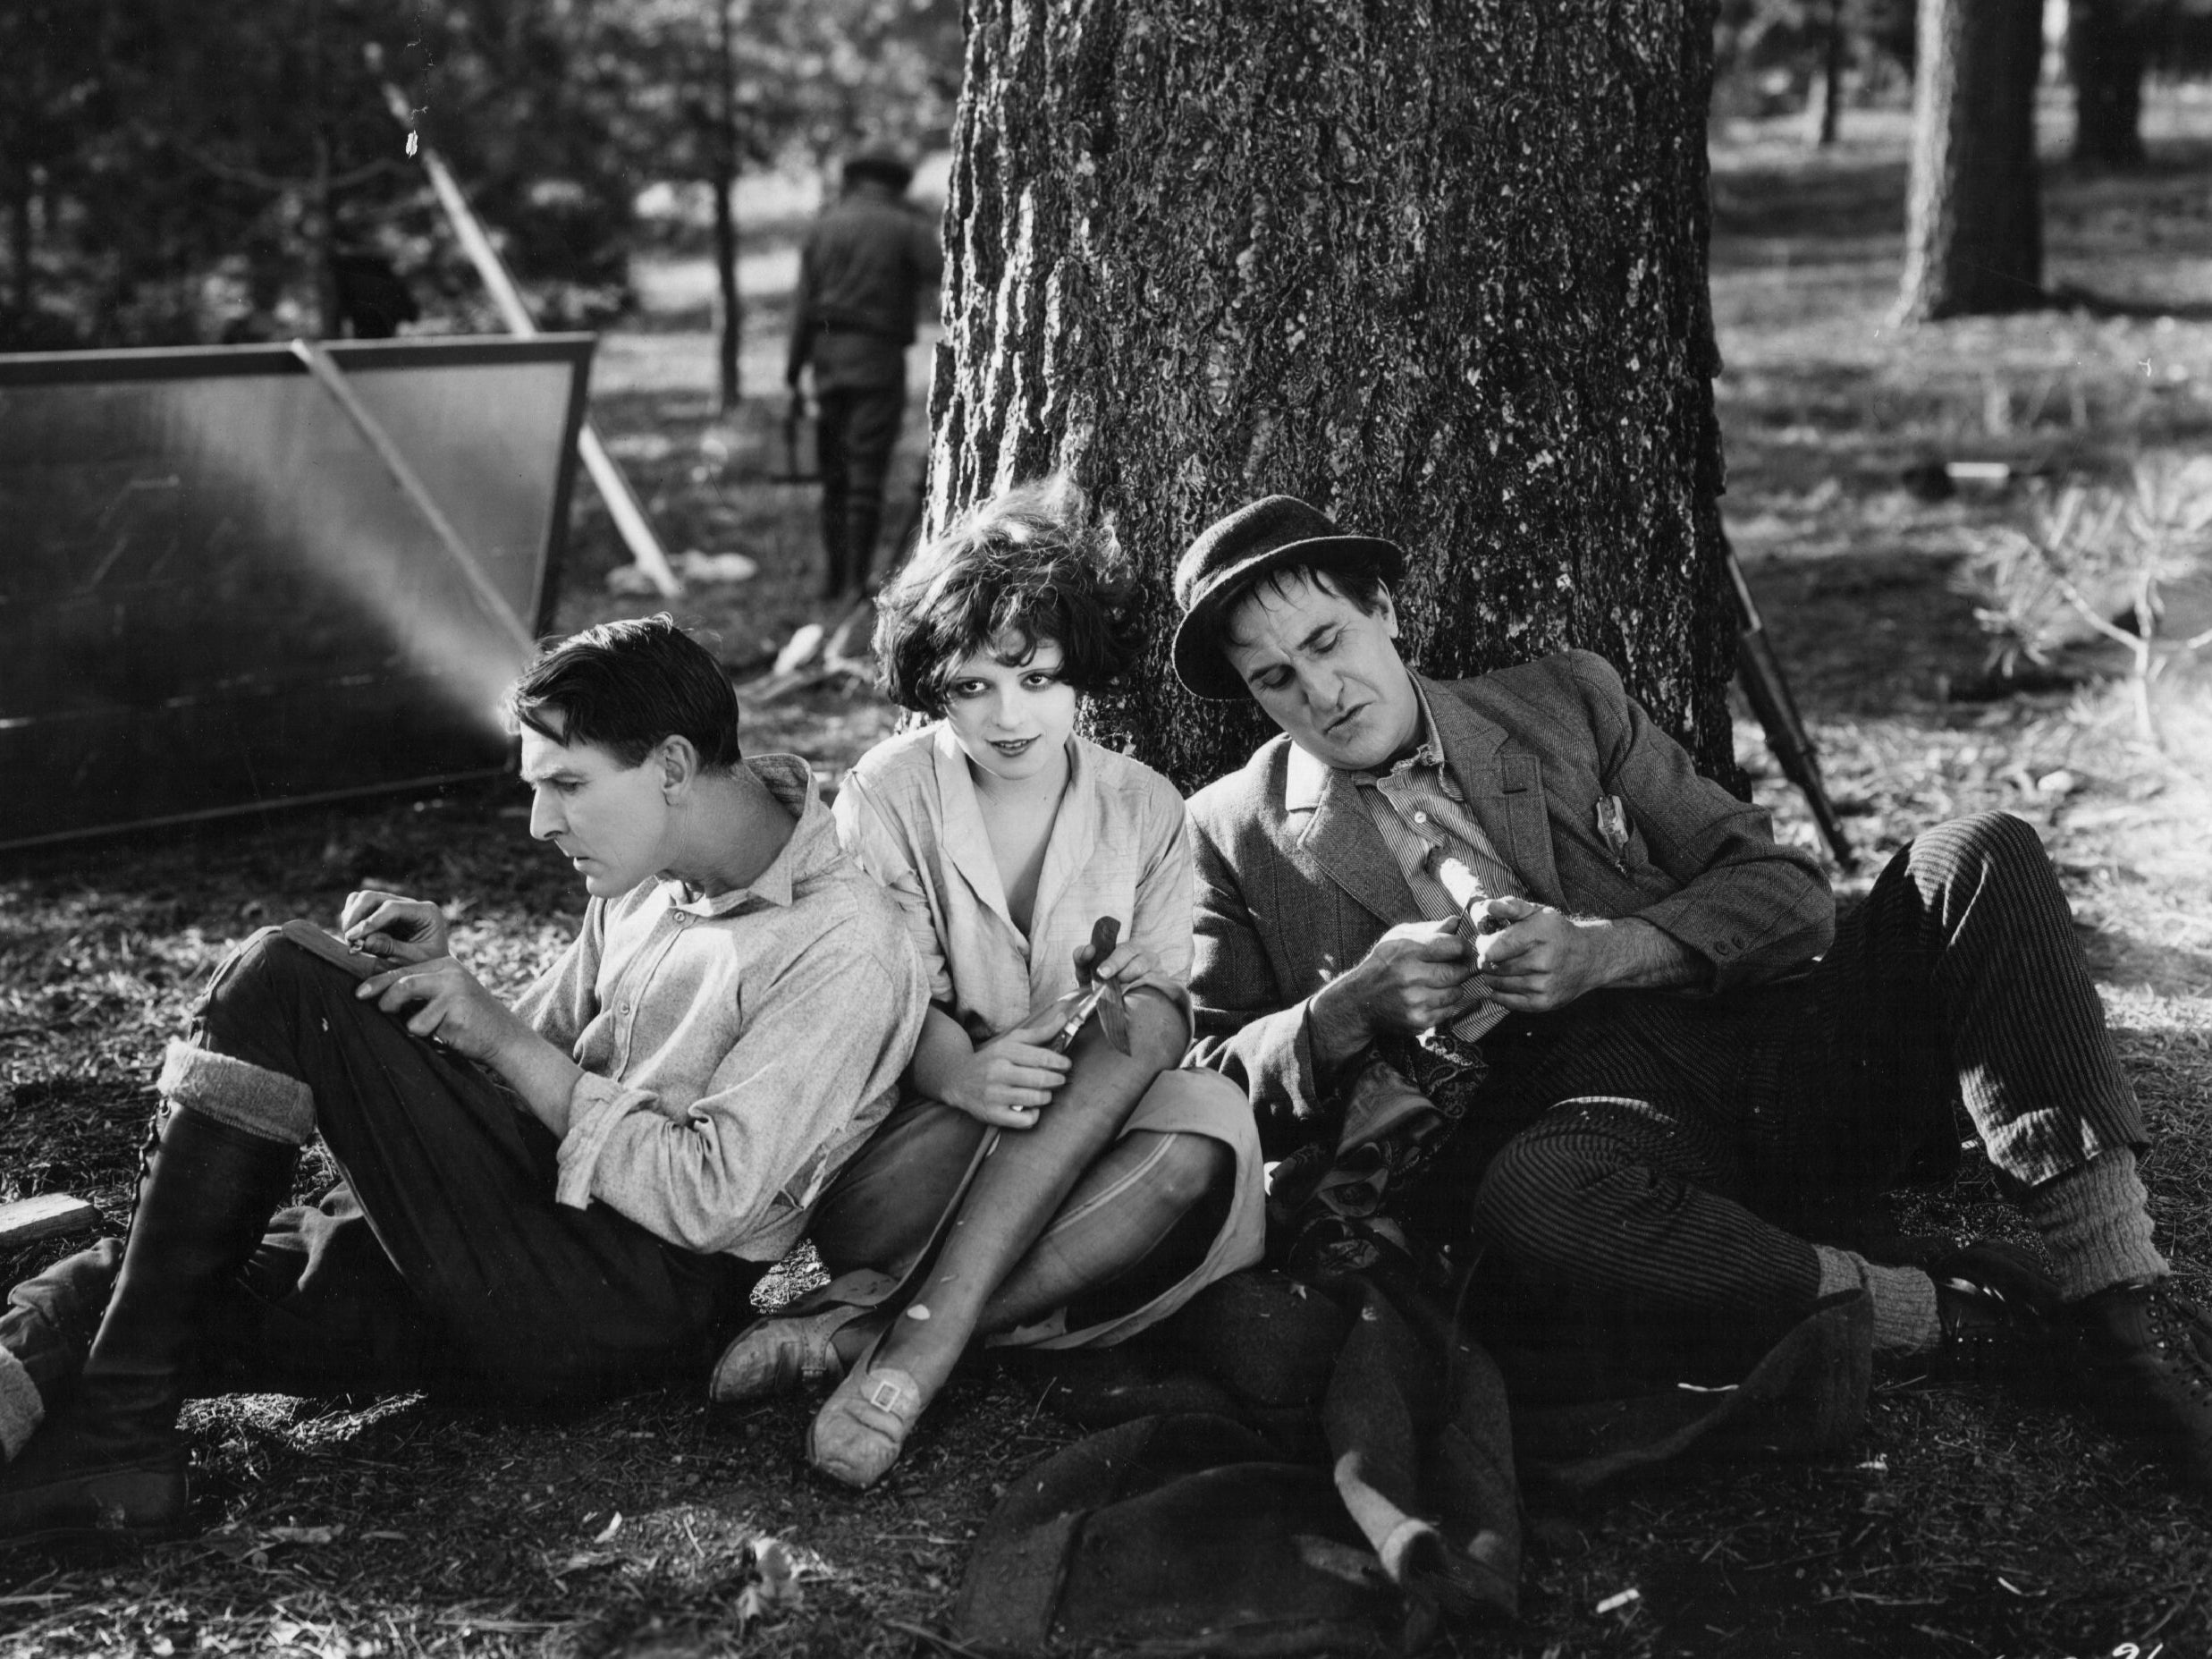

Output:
xmin=1185 ymin=650 xmax=1835 ymax=1153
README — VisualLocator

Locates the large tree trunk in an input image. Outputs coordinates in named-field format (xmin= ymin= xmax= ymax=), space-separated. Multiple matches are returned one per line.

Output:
xmin=931 ymin=0 xmax=1736 ymax=793
xmin=1895 ymin=0 xmax=2044 ymax=321
xmin=2069 ymin=0 xmax=2154 ymax=168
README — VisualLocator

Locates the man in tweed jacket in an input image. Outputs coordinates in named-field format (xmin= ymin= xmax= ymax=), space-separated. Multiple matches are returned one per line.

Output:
xmin=1173 ymin=494 xmax=2212 ymax=1495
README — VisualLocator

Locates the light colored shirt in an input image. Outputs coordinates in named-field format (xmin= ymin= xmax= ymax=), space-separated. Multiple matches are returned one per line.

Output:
xmin=516 ymin=755 xmax=928 ymax=1260
xmin=832 ymin=724 xmax=1194 ymax=1041
xmin=1286 ymin=681 xmax=1518 ymax=1043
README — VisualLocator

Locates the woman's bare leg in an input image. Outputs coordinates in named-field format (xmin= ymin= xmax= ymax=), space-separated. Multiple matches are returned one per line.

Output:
xmin=861 ymin=989 xmax=1187 ymax=1401
xmin=976 ymin=1130 xmax=1231 ymax=1333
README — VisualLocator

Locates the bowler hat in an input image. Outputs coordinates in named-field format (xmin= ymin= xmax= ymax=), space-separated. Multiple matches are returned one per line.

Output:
xmin=1169 ymin=496 xmax=1406 ymax=700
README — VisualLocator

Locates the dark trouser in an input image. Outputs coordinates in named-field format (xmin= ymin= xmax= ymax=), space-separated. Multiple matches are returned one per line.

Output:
xmin=1462 ymin=812 xmax=2145 ymax=1381
xmin=815 ymin=383 xmax=907 ymax=599
xmin=184 ymin=932 xmax=762 ymax=1403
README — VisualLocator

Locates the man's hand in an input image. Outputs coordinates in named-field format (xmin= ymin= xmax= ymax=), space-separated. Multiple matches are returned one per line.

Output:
xmin=939 ymin=1003 xmax=1076 ymax=1130
xmin=1309 ymin=918 xmax=1482 ymax=1064
xmin=340 ymin=890 xmax=450 ymax=965
xmin=1474 ymin=897 xmax=1704 ymax=1011
xmin=1473 ymin=897 xmax=1608 ymax=1013
xmin=357 ymin=956 xmax=527 ymax=1066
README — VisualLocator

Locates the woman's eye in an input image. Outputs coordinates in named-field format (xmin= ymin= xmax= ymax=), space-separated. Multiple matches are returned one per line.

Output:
xmin=1022 ymin=672 xmax=1059 ymax=690
xmin=948 ymin=681 xmax=984 ymax=700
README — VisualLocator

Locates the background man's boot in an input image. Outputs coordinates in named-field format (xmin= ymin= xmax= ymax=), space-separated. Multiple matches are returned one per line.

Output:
xmin=0 ymin=1109 xmax=296 ymax=1545
xmin=0 ymin=1240 xmax=122 ymax=1464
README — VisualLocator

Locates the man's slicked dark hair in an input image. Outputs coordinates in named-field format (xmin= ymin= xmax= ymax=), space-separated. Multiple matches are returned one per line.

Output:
xmin=504 ymin=614 xmax=742 ymax=771
xmin=874 ymin=478 xmax=1144 ymax=716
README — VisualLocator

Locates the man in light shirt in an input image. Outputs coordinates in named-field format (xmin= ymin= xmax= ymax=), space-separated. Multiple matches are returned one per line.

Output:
xmin=0 ymin=615 xmax=926 ymax=1545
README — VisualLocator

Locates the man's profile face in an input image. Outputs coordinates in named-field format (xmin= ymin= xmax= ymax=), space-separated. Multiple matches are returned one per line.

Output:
xmin=519 ymin=714 xmax=671 ymax=899
xmin=1221 ymin=571 xmax=1421 ymax=773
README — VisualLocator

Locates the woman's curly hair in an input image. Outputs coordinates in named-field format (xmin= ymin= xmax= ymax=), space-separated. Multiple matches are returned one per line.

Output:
xmin=874 ymin=477 xmax=1144 ymax=716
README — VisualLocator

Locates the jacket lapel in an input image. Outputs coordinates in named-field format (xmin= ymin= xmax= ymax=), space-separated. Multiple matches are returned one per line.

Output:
xmin=1422 ymin=675 xmax=1564 ymax=908
xmin=1294 ymin=763 xmax=1420 ymax=927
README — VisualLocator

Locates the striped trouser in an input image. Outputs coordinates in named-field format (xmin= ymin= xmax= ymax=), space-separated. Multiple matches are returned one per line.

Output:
xmin=1464 ymin=811 xmax=2144 ymax=1377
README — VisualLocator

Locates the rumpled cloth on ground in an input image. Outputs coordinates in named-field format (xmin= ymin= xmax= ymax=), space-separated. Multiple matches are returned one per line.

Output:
xmin=954 ymin=1273 xmax=1874 ymax=1656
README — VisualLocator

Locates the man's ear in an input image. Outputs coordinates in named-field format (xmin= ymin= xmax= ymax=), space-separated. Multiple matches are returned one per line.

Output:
xmin=656 ymin=736 xmax=701 ymax=799
xmin=1379 ymin=588 xmax=1400 ymax=639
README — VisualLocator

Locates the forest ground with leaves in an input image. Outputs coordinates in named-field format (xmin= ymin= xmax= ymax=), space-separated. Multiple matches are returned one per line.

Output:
xmin=4 ymin=97 xmax=2212 ymax=1658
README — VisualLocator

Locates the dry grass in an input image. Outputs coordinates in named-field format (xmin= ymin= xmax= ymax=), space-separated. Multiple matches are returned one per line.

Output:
xmin=4 ymin=97 xmax=2212 ymax=1659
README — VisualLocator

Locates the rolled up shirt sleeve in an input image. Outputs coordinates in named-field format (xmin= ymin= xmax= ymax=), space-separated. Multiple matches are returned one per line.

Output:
xmin=1123 ymin=780 xmax=1198 ymax=1020
xmin=553 ymin=933 xmax=922 ymax=1257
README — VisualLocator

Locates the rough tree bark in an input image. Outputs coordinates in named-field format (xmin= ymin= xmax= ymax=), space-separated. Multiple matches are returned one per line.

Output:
xmin=2069 ymin=0 xmax=2155 ymax=168
xmin=1895 ymin=0 xmax=2044 ymax=321
xmin=929 ymin=0 xmax=1737 ymax=794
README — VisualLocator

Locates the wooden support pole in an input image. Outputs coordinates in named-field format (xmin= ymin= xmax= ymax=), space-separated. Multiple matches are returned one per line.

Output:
xmin=378 ymin=80 xmax=683 ymax=599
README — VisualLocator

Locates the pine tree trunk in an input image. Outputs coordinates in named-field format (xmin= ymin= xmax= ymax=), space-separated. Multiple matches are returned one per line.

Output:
xmin=2069 ymin=0 xmax=2151 ymax=168
xmin=1895 ymin=0 xmax=2045 ymax=321
xmin=932 ymin=0 xmax=1736 ymax=793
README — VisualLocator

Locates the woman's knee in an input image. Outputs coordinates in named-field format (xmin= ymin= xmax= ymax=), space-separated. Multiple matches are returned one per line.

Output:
xmin=1135 ymin=1131 xmax=1232 ymax=1213
xmin=1123 ymin=986 xmax=1192 ymax=1072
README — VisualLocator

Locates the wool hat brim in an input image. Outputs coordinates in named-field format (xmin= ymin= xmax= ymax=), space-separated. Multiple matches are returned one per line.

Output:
xmin=1169 ymin=533 xmax=1406 ymax=701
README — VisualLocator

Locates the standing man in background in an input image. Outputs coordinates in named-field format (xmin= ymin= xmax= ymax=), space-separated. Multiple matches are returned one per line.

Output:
xmin=786 ymin=148 xmax=942 ymax=604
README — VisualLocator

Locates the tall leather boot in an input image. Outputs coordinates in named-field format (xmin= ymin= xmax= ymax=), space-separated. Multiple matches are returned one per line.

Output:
xmin=0 ymin=1240 xmax=122 ymax=1464
xmin=0 ymin=1109 xmax=296 ymax=1545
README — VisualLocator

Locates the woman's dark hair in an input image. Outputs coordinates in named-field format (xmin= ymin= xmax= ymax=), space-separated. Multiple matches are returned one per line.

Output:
xmin=503 ymin=614 xmax=742 ymax=771
xmin=874 ymin=478 xmax=1144 ymax=716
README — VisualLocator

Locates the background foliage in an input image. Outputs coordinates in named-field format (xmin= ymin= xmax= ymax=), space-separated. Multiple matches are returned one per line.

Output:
xmin=0 ymin=0 xmax=959 ymax=351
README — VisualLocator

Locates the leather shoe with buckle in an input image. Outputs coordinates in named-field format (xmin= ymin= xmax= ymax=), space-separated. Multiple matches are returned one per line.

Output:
xmin=1925 ymin=1240 xmax=2063 ymax=1388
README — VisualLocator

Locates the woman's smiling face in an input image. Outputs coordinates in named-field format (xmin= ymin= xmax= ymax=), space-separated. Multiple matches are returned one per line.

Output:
xmin=941 ymin=632 xmax=1077 ymax=790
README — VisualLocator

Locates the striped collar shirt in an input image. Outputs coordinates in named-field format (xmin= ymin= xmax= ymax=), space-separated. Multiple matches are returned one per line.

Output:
xmin=1288 ymin=680 xmax=1519 ymax=1042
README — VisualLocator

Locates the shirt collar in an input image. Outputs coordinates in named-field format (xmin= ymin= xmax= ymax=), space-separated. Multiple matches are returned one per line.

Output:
xmin=664 ymin=753 xmax=822 ymax=916
xmin=1283 ymin=678 xmax=1456 ymax=812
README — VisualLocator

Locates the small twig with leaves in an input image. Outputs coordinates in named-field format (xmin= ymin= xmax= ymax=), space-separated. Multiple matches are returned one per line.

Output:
xmin=1962 ymin=452 xmax=2212 ymax=750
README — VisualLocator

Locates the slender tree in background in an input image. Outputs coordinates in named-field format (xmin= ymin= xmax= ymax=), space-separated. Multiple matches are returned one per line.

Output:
xmin=713 ymin=0 xmax=744 ymax=409
xmin=2069 ymin=0 xmax=2162 ymax=167
xmin=931 ymin=0 xmax=1738 ymax=791
xmin=1895 ymin=0 xmax=2044 ymax=320
xmin=1811 ymin=0 xmax=1850 ymax=146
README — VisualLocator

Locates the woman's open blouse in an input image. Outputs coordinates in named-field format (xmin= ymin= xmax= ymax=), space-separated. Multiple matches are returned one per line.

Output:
xmin=830 ymin=724 xmax=1195 ymax=1041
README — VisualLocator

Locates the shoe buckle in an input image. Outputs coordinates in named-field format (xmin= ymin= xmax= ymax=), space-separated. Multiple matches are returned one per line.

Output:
xmin=867 ymin=1377 xmax=904 ymax=1411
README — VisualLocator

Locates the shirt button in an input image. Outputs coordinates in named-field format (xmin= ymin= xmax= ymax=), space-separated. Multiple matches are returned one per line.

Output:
xmin=1414 ymin=811 xmax=1429 ymax=824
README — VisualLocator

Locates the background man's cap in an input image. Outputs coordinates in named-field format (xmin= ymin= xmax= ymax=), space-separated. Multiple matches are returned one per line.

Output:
xmin=1169 ymin=495 xmax=1406 ymax=700
xmin=843 ymin=148 xmax=916 ymax=191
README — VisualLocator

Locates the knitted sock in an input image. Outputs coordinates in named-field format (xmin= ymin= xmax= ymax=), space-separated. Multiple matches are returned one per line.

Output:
xmin=2021 ymin=1147 xmax=2167 ymax=1301
xmin=156 ymin=1039 xmax=315 ymax=1146
xmin=1817 ymin=1244 xmax=1940 ymax=1356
